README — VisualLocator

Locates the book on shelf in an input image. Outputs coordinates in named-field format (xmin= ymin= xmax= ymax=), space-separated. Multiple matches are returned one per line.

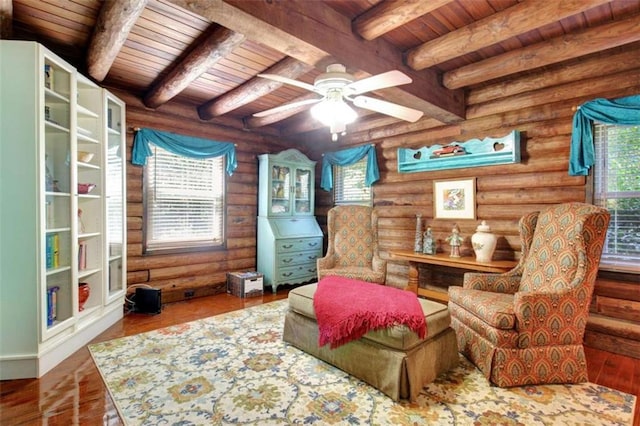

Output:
xmin=78 ymin=241 xmax=87 ymax=270
xmin=46 ymin=234 xmax=60 ymax=269
xmin=44 ymin=64 xmax=53 ymax=90
xmin=46 ymin=234 xmax=53 ymax=268
xmin=46 ymin=286 xmax=60 ymax=326
xmin=53 ymin=234 xmax=59 ymax=268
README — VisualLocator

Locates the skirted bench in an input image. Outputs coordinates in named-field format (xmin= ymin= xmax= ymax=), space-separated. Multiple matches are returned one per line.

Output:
xmin=282 ymin=280 xmax=458 ymax=402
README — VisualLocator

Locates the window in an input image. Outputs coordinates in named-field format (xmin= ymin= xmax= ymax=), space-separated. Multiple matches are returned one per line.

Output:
xmin=334 ymin=157 xmax=372 ymax=206
xmin=144 ymin=145 xmax=225 ymax=253
xmin=592 ymin=123 xmax=640 ymax=272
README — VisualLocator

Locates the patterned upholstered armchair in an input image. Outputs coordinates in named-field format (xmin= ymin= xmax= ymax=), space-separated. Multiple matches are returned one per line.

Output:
xmin=448 ymin=203 xmax=610 ymax=387
xmin=317 ymin=205 xmax=386 ymax=284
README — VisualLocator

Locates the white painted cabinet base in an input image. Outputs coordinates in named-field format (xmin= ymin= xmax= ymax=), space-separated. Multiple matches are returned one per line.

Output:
xmin=0 ymin=308 xmax=122 ymax=380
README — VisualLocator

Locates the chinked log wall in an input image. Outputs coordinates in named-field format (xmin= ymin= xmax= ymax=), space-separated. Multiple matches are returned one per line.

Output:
xmin=300 ymin=46 xmax=640 ymax=358
xmin=110 ymin=89 xmax=288 ymax=304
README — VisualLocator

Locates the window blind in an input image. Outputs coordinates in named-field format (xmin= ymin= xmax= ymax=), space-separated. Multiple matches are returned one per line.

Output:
xmin=145 ymin=145 xmax=225 ymax=252
xmin=334 ymin=157 xmax=372 ymax=206
xmin=593 ymin=124 xmax=640 ymax=271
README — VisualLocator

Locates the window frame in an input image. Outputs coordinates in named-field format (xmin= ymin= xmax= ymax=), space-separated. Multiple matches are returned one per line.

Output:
xmin=333 ymin=156 xmax=373 ymax=206
xmin=142 ymin=145 xmax=227 ymax=255
xmin=588 ymin=122 xmax=640 ymax=274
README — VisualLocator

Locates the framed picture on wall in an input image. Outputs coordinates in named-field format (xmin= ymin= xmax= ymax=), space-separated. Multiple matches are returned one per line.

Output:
xmin=433 ymin=178 xmax=476 ymax=220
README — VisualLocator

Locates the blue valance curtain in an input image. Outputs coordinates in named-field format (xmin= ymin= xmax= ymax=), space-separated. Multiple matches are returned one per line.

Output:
xmin=569 ymin=94 xmax=640 ymax=176
xmin=132 ymin=128 xmax=238 ymax=175
xmin=320 ymin=144 xmax=380 ymax=191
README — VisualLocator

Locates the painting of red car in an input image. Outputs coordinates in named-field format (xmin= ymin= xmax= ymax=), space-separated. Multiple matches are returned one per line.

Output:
xmin=431 ymin=144 xmax=467 ymax=158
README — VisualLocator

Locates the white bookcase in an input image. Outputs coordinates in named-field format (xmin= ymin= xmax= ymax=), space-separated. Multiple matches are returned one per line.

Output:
xmin=0 ymin=41 xmax=127 ymax=379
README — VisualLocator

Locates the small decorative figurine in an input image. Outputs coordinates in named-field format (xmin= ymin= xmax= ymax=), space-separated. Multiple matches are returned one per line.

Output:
xmin=45 ymin=154 xmax=54 ymax=192
xmin=422 ymin=226 xmax=436 ymax=255
xmin=414 ymin=214 xmax=423 ymax=253
xmin=446 ymin=224 xmax=463 ymax=258
xmin=77 ymin=209 xmax=86 ymax=234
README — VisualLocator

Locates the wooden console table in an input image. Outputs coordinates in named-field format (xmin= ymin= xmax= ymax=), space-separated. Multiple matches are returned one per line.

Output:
xmin=389 ymin=251 xmax=518 ymax=303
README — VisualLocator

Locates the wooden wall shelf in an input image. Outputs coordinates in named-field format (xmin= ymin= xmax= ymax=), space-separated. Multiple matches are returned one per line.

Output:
xmin=397 ymin=130 xmax=521 ymax=173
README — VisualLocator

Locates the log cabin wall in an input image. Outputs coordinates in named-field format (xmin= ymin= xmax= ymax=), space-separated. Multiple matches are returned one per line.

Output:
xmin=109 ymin=89 xmax=290 ymax=304
xmin=298 ymin=46 xmax=640 ymax=358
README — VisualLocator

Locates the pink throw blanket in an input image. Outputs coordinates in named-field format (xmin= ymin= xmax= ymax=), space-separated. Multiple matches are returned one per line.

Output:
xmin=313 ymin=276 xmax=427 ymax=349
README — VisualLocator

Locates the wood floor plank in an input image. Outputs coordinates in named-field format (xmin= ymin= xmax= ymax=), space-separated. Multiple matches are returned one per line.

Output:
xmin=1 ymin=290 xmax=638 ymax=425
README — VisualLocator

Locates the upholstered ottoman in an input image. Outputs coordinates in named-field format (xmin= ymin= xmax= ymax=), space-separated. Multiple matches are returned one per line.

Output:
xmin=282 ymin=282 xmax=458 ymax=402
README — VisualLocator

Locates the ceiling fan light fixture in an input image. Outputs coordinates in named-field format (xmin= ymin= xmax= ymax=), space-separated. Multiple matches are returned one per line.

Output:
xmin=310 ymin=90 xmax=357 ymax=123
xmin=310 ymin=92 xmax=357 ymax=142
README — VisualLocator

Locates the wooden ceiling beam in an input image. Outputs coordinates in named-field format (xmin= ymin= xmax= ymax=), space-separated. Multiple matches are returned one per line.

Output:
xmin=443 ymin=13 xmax=640 ymax=89
xmin=406 ymin=0 xmax=612 ymax=70
xmin=144 ymin=26 xmax=245 ymax=109
xmin=169 ymin=0 xmax=465 ymax=123
xmin=168 ymin=0 xmax=328 ymax=65
xmin=0 ymin=0 xmax=12 ymax=39
xmin=353 ymin=0 xmax=454 ymax=41
xmin=198 ymin=56 xmax=312 ymax=119
xmin=87 ymin=0 xmax=148 ymax=82
xmin=468 ymin=47 xmax=640 ymax=105
xmin=280 ymin=114 xmax=325 ymax=137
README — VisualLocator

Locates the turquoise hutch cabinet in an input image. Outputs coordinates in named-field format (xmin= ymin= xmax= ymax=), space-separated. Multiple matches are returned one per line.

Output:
xmin=257 ymin=149 xmax=323 ymax=293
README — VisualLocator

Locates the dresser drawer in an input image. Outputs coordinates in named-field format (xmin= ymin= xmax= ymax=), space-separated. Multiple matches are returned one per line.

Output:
xmin=276 ymin=237 xmax=323 ymax=254
xmin=277 ymin=249 xmax=322 ymax=268
xmin=275 ymin=262 xmax=318 ymax=282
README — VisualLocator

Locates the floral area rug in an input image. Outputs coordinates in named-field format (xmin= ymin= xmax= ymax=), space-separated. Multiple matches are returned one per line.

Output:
xmin=89 ymin=300 xmax=636 ymax=425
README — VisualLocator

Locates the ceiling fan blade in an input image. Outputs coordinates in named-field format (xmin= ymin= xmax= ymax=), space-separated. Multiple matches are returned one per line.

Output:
xmin=353 ymin=95 xmax=423 ymax=122
xmin=256 ymin=73 xmax=318 ymax=93
xmin=346 ymin=70 xmax=412 ymax=95
xmin=252 ymin=98 xmax=322 ymax=117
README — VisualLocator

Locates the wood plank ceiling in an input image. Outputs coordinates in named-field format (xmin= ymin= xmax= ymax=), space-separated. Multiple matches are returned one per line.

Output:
xmin=4 ymin=0 xmax=640 ymax=144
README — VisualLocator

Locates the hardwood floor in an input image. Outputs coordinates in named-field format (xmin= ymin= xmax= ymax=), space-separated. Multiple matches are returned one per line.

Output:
xmin=1 ymin=289 xmax=638 ymax=425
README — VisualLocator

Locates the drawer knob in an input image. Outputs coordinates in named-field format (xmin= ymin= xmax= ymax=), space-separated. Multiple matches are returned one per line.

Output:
xmin=282 ymin=272 xmax=293 ymax=277
xmin=282 ymin=258 xmax=293 ymax=263
xmin=308 ymin=242 xmax=318 ymax=247
xmin=283 ymin=244 xmax=293 ymax=249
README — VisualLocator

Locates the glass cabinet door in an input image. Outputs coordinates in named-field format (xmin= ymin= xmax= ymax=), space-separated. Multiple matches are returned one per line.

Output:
xmin=43 ymin=56 xmax=74 ymax=332
xmin=271 ymin=164 xmax=290 ymax=215
xmin=294 ymin=168 xmax=312 ymax=214
xmin=76 ymin=74 xmax=103 ymax=315
xmin=105 ymin=94 xmax=125 ymax=301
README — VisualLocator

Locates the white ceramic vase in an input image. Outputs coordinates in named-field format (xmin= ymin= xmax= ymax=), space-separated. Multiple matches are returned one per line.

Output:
xmin=472 ymin=220 xmax=497 ymax=263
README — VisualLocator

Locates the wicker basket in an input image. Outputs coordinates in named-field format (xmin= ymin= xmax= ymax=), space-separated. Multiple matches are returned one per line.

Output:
xmin=78 ymin=151 xmax=94 ymax=163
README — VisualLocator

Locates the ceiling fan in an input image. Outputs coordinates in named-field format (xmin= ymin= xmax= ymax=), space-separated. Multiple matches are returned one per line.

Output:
xmin=253 ymin=64 xmax=424 ymax=141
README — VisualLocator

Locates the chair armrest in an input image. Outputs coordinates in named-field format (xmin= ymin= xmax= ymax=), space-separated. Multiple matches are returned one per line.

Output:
xmin=372 ymin=255 xmax=387 ymax=275
xmin=317 ymin=255 xmax=336 ymax=270
xmin=514 ymin=289 xmax=590 ymax=347
xmin=463 ymin=272 xmax=521 ymax=294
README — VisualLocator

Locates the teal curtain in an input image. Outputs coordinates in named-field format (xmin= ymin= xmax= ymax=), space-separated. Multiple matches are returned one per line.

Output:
xmin=132 ymin=128 xmax=238 ymax=175
xmin=320 ymin=144 xmax=380 ymax=191
xmin=569 ymin=94 xmax=640 ymax=176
